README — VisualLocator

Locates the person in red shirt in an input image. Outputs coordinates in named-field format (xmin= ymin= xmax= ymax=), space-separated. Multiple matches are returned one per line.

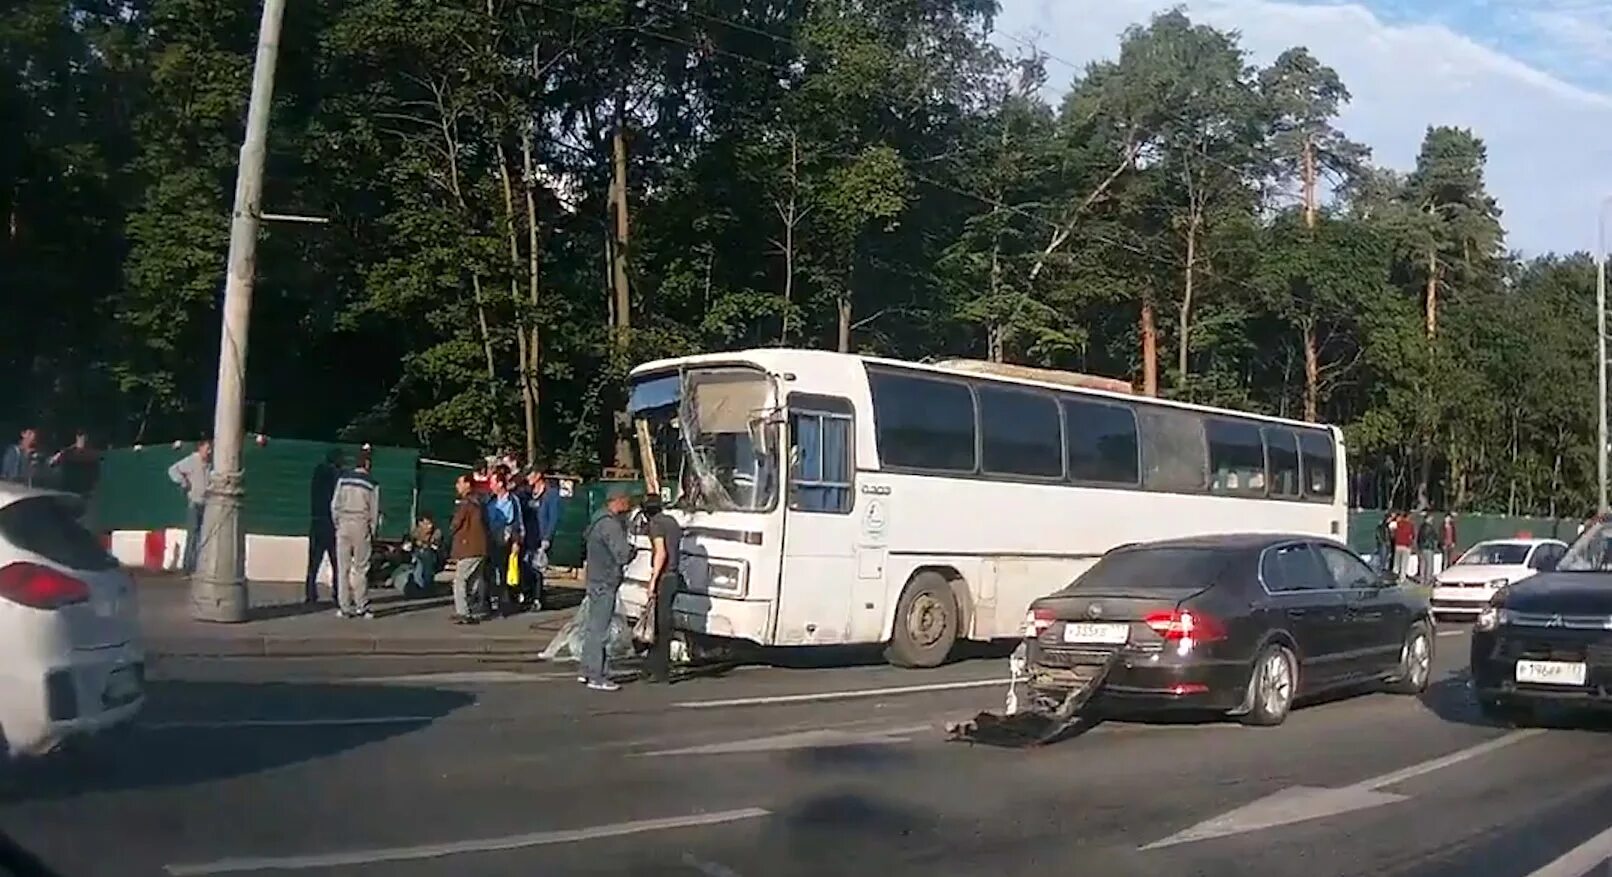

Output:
xmin=1392 ymin=510 xmax=1416 ymax=579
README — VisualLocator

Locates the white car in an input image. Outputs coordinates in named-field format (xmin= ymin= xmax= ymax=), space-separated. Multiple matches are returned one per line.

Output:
xmin=1430 ymin=538 xmax=1568 ymax=620
xmin=0 ymin=483 xmax=144 ymax=756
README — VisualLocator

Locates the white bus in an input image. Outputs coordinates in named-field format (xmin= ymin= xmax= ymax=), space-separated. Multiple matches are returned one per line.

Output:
xmin=618 ymin=349 xmax=1347 ymax=667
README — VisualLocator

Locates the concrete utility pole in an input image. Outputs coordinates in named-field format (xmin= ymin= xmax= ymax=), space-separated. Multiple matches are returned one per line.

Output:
xmin=1600 ymin=197 xmax=1611 ymax=516
xmin=191 ymin=0 xmax=287 ymax=622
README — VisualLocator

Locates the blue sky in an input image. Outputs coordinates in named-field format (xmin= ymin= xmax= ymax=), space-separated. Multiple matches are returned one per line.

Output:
xmin=993 ymin=0 xmax=1612 ymax=255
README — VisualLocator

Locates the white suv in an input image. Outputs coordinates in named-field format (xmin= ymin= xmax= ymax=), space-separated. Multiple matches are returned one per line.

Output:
xmin=0 ymin=484 xmax=144 ymax=756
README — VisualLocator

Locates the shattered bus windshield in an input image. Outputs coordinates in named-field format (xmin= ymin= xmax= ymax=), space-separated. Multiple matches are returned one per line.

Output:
xmin=628 ymin=368 xmax=779 ymax=512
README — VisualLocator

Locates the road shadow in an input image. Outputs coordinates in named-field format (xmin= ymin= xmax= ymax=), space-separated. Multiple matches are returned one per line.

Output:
xmin=240 ymin=599 xmax=331 ymax=621
xmin=1420 ymin=669 xmax=1612 ymax=732
xmin=728 ymin=638 xmax=1016 ymax=671
xmin=0 ymin=680 xmax=473 ymax=803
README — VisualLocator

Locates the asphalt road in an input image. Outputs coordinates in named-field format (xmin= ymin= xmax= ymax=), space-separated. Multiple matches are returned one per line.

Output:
xmin=6 ymin=628 xmax=1612 ymax=877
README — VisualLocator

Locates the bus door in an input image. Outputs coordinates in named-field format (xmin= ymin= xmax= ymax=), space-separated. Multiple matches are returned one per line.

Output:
xmin=776 ymin=396 xmax=859 ymax=645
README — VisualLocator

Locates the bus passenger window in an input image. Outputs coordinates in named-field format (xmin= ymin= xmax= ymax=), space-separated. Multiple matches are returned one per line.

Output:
xmin=1207 ymin=419 xmax=1266 ymax=496
xmin=1298 ymin=430 xmax=1335 ymax=501
xmin=1263 ymin=427 xmax=1301 ymax=498
xmin=789 ymin=411 xmax=853 ymax=513
xmin=1138 ymin=407 xmax=1207 ymax=493
xmin=1064 ymin=399 xmax=1139 ymax=485
xmin=979 ymin=386 xmax=1063 ymax=478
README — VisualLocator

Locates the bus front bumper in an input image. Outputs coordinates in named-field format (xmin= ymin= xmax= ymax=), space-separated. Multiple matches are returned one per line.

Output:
xmin=618 ymin=583 xmax=773 ymax=646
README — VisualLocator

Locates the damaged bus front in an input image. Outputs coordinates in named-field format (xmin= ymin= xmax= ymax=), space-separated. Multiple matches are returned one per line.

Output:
xmin=619 ymin=362 xmax=785 ymax=649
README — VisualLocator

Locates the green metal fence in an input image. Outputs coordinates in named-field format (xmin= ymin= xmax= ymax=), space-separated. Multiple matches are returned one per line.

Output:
xmin=1345 ymin=509 xmax=1582 ymax=556
xmin=92 ymin=439 xmax=424 ymax=539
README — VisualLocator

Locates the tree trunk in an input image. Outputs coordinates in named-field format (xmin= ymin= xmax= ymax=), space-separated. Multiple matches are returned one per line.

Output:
xmin=521 ymin=126 xmax=542 ymax=463
xmin=777 ymin=129 xmax=799 ymax=346
xmin=1177 ymin=216 xmax=1198 ymax=385
xmin=1301 ymin=137 xmax=1317 ymax=230
xmin=495 ymin=143 xmax=536 ymax=463
xmin=1301 ymin=318 xmax=1319 ymax=421
xmin=1140 ymin=296 xmax=1158 ymax=396
xmin=987 ymin=207 xmax=1004 ymax=363
xmin=1424 ymin=246 xmax=1438 ymax=339
xmin=610 ymin=112 xmax=631 ymax=348
xmin=434 ymin=93 xmax=498 ymax=442
xmin=837 ymin=294 xmax=852 ymax=353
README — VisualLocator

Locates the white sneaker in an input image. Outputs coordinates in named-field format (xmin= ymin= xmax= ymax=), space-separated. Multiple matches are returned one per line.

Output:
xmin=357 ymin=610 xmax=375 ymax=620
xmin=576 ymin=675 xmax=588 ymax=684
xmin=334 ymin=609 xmax=349 ymax=619
xmin=587 ymin=680 xmax=621 ymax=692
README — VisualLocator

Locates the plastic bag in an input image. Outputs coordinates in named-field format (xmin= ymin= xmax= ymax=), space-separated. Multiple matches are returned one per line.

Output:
xmin=539 ymin=591 xmax=635 ymax=663
xmin=506 ymin=550 xmax=521 ymax=586
xmin=632 ymin=606 xmax=655 ymax=648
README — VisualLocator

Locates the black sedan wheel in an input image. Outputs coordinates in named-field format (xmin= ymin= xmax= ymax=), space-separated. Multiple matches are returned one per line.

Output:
xmin=1388 ymin=622 xmax=1433 ymax=695
xmin=1241 ymin=644 xmax=1296 ymax=727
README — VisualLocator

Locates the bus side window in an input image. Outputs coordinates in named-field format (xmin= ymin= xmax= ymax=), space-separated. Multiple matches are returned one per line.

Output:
xmin=1298 ymin=430 xmax=1336 ymax=501
xmin=1263 ymin=427 xmax=1301 ymax=499
xmin=790 ymin=411 xmax=853 ymax=513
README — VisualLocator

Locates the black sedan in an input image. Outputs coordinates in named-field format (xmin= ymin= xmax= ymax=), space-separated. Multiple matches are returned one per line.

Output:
xmin=1024 ymin=533 xmax=1435 ymax=726
xmin=1471 ymin=522 xmax=1612 ymax=721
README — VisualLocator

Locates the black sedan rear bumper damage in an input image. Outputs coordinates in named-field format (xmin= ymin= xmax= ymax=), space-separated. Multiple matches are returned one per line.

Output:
xmin=1027 ymin=640 xmax=1251 ymax=713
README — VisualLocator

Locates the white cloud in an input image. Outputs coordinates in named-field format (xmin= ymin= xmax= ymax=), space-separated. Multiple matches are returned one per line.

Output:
xmin=994 ymin=0 xmax=1612 ymax=255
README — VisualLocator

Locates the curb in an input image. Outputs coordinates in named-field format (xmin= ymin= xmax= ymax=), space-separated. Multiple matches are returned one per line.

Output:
xmin=148 ymin=634 xmax=550 ymax=658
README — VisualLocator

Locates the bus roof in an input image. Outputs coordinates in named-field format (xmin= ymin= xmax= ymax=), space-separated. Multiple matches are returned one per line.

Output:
xmin=628 ymin=348 xmax=1340 ymax=434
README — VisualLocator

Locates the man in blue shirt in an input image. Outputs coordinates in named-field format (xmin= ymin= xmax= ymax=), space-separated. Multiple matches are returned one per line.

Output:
xmin=483 ymin=469 xmax=523 ymax=617
xmin=519 ymin=468 xmax=563 ymax=611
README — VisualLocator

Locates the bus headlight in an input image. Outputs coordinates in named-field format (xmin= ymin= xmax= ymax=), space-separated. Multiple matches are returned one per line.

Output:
xmin=1487 ymin=579 xmax=1510 ymax=590
xmin=706 ymin=560 xmax=747 ymax=597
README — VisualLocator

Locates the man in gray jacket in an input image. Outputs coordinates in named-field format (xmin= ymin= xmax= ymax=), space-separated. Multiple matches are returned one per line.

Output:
xmin=330 ymin=451 xmax=382 ymax=619
xmin=579 ymin=485 xmax=636 ymax=691
xmin=166 ymin=439 xmax=212 ymax=573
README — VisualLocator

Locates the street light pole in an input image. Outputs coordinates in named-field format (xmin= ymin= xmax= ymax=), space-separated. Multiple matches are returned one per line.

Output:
xmin=190 ymin=0 xmax=287 ymax=622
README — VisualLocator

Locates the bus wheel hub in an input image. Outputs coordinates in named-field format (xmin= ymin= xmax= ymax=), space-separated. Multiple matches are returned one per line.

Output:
xmin=909 ymin=594 xmax=945 ymax=645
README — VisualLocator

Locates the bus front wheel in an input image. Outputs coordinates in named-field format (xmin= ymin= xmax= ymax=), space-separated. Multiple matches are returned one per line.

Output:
xmin=885 ymin=572 xmax=959 ymax=668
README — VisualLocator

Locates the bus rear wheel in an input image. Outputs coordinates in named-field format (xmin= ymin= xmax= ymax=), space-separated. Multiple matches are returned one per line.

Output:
xmin=885 ymin=572 xmax=959 ymax=668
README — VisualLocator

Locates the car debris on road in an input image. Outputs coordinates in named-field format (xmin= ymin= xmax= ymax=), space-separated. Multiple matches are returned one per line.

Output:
xmin=945 ymin=644 xmax=1117 ymax=747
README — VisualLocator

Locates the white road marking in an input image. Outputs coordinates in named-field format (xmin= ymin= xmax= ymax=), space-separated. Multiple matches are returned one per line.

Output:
xmin=1142 ymin=729 xmax=1544 ymax=850
xmin=1525 ymin=823 xmax=1612 ymax=877
xmin=1349 ymin=728 xmax=1545 ymax=791
xmin=637 ymin=724 xmax=933 ymax=756
xmin=674 ymin=678 xmax=1002 ymax=708
xmin=142 ymin=716 xmax=437 ymax=731
xmin=164 ymin=807 xmax=772 ymax=875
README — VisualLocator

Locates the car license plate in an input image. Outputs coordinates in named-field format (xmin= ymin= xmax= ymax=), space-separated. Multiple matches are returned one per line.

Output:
xmin=1062 ymin=622 xmax=1129 ymax=645
xmin=1515 ymin=659 xmax=1587 ymax=686
xmin=102 ymin=666 xmax=142 ymax=706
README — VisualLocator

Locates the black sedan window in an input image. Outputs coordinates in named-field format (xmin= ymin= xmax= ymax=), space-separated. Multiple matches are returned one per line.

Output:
xmin=1073 ymin=547 xmax=1232 ymax=592
xmin=1261 ymin=543 xmax=1332 ymax=591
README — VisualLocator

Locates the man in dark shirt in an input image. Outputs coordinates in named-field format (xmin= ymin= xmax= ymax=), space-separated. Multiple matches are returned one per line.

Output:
xmin=642 ymin=493 xmax=683 ymax=684
xmin=49 ymin=429 xmax=100 ymax=498
xmin=304 ymin=449 xmax=345 ymax=604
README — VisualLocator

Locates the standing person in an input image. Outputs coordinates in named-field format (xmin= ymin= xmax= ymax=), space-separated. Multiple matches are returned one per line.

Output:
xmin=1375 ymin=512 xmax=1394 ymax=574
xmin=483 ymin=469 xmax=523 ymax=617
xmin=1441 ymin=513 xmax=1459 ymax=567
xmin=1417 ymin=514 xmax=1439 ymax=585
xmin=521 ymin=468 xmax=562 ymax=611
xmin=167 ymin=439 xmax=212 ymax=574
xmin=641 ymin=493 xmax=683 ymax=684
xmin=1392 ymin=510 xmax=1415 ymax=580
xmin=304 ymin=449 xmax=344 ymax=604
xmin=330 ymin=451 xmax=381 ymax=619
xmin=448 ymin=474 xmax=489 ymax=624
xmin=48 ymin=429 xmax=100 ymax=498
xmin=1 ymin=427 xmax=41 ymax=485
xmin=469 ymin=460 xmax=492 ymax=495
xmin=580 ymin=485 xmax=636 ymax=692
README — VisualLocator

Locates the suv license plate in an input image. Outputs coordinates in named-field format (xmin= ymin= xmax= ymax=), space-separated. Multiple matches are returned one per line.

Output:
xmin=1063 ymin=622 xmax=1129 ymax=645
xmin=1516 ymin=659 xmax=1587 ymax=686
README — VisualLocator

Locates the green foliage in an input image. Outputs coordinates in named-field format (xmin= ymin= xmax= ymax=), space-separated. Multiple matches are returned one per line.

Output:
xmin=0 ymin=1 xmax=1599 ymax=513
